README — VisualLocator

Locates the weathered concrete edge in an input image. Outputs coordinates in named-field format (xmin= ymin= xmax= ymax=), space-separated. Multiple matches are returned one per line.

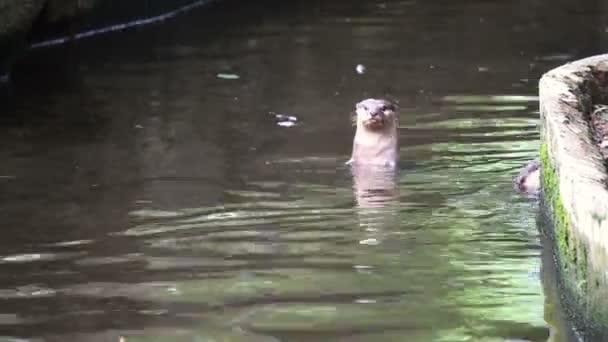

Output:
xmin=540 ymin=54 xmax=608 ymax=256
xmin=539 ymin=54 xmax=608 ymax=336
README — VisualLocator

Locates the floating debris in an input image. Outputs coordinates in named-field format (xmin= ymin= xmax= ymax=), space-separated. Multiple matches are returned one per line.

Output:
xmin=359 ymin=238 xmax=379 ymax=245
xmin=353 ymin=265 xmax=374 ymax=269
xmin=277 ymin=121 xmax=297 ymax=128
xmin=355 ymin=298 xmax=377 ymax=304
xmin=216 ymin=73 xmax=240 ymax=80
xmin=270 ymin=112 xmax=299 ymax=128
xmin=356 ymin=64 xmax=366 ymax=74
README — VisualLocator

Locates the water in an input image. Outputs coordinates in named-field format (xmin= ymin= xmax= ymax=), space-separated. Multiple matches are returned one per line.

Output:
xmin=1 ymin=0 xmax=607 ymax=340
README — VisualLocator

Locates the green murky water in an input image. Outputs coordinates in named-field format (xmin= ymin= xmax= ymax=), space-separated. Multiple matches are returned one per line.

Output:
xmin=1 ymin=0 xmax=606 ymax=340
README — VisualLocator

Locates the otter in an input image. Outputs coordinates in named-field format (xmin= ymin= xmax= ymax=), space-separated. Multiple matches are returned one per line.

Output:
xmin=348 ymin=99 xmax=400 ymax=246
xmin=348 ymin=98 xmax=399 ymax=167
xmin=348 ymin=98 xmax=400 ymax=211
xmin=347 ymin=99 xmax=399 ymax=207
xmin=514 ymin=159 xmax=541 ymax=197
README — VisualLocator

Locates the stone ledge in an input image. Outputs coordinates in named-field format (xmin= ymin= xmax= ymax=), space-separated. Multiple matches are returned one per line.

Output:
xmin=539 ymin=53 xmax=608 ymax=339
xmin=540 ymin=54 xmax=608 ymax=255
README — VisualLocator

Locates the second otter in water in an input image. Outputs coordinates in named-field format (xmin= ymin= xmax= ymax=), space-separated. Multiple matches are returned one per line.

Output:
xmin=348 ymin=98 xmax=399 ymax=167
xmin=514 ymin=159 xmax=541 ymax=197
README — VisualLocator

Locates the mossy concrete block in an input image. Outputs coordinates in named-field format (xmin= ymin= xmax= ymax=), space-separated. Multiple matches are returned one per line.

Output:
xmin=539 ymin=54 xmax=608 ymax=339
xmin=540 ymin=54 xmax=608 ymax=255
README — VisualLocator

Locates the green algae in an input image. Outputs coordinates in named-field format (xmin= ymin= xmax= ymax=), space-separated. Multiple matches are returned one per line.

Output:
xmin=540 ymin=143 xmax=585 ymax=275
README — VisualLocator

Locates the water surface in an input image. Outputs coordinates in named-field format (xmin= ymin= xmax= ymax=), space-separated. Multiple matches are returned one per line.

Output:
xmin=2 ymin=0 xmax=607 ymax=340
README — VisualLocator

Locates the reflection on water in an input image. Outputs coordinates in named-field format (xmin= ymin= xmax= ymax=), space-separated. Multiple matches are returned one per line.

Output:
xmin=352 ymin=164 xmax=399 ymax=246
xmin=1 ymin=0 xmax=607 ymax=340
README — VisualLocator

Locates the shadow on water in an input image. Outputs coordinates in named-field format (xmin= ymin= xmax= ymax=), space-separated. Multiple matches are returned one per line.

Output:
xmin=351 ymin=165 xmax=399 ymax=247
xmin=1 ymin=0 xmax=608 ymax=340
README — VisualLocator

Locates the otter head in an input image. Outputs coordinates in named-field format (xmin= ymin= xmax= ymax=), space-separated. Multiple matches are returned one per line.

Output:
xmin=355 ymin=98 xmax=398 ymax=132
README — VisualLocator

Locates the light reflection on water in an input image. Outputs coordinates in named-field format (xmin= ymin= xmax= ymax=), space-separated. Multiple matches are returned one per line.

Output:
xmin=1 ymin=0 xmax=606 ymax=340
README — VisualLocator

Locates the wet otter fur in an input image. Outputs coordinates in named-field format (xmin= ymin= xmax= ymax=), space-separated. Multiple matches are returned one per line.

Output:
xmin=514 ymin=159 xmax=541 ymax=197
xmin=348 ymin=98 xmax=399 ymax=167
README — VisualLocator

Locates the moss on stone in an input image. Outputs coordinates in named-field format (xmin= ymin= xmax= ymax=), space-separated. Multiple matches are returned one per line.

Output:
xmin=540 ymin=143 xmax=581 ymax=269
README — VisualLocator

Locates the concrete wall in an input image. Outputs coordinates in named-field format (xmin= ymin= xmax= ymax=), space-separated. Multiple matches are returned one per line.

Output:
xmin=539 ymin=54 xmax=608 ymax=340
